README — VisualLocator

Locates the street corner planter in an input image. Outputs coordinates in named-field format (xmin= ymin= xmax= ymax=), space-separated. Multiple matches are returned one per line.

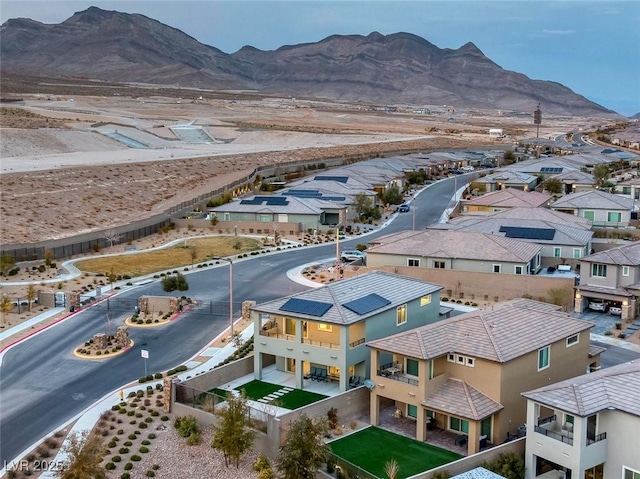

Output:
xmin=73 ymin=339 xmax=135 ymax=360
xmin=125 ymin=315 xmax=171 ymax=328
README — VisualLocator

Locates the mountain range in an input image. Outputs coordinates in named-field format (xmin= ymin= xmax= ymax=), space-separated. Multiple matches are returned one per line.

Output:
xmin=0 ymin=6 xmax=616 ymax=116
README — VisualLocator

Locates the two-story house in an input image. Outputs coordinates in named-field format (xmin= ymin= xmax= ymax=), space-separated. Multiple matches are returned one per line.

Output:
xmin=522 ymin=360 xmax=640 ymax=479
xmin=251 ymin=271 xmax=443 ymax=393
xmin=366 ymin=229 xmax=543 ymax=275
xmin=366 ymin=299 xmax=597 ymax=456
xmin=431 ymin=207 xmax=593 ymax=269
xmin=551 ymin=190 xmax=635 ymax=228
xmin=575 ymin=241 xmax=640 ymax=321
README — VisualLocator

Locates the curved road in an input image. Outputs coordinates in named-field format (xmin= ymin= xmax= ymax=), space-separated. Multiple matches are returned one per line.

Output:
xmin=0 ymin=177 xmax=461 ymax=464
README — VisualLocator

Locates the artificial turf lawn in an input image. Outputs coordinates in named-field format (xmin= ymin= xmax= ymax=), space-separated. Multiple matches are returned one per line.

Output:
xmin=231 ymin=380 xmax=328 ymax=409
xmin=330 ymin=426 xmax=462 ymax=479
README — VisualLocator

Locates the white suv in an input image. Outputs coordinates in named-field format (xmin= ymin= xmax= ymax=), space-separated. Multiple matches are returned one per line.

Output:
xmin=341 ymin=250 xmax=366 ymax=263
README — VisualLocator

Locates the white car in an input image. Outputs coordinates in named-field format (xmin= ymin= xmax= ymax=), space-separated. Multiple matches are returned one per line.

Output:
xmin=609 ymin=306 xmax=622 ymax=316
xmin=588 ymin=301 xmax=607 ymax=312
xmin=341 ymin=250 xmax=366 ymax=262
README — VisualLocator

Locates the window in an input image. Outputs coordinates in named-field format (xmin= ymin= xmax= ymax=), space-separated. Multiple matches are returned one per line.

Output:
xmin=450 ymin=417 xmax=469 ymax=433
xmin=592 ymin=263 xmax=607 ymax=277
xmin=538 ymin=346 xmax=550 ymax=371
xmin=420 ymin=295 xmax=431 ymax=306
xmin=407 ymin=258 xmax=421 ymax=267
xmin=607 ymin=211 xmax=622 ymax=222
xmin=623 ymin=265 xmax=630 ymax=276
xmin=447 ymin=353 xmax=475 ymax=367
xmin=466 ymin=357 xmax=475 ymax=367
xmin=259 ymin=214 xmax=271 ymax=222
xmin=565 ymin=414 xmax=574 ymax=425
xmin=317 ymin=323 xmax=332 ymax=332
xmin=553 ymin=247 xmax=561 ymax=258
xmin=407 ymin=404 xmax=418 ymax=419
xmin=624 ymin=467 xmax=640 ymax=479
xmin=573 ymin=248 xmax=582 ymax=259
xmin=457 ymin=355 xmax=465 ymax=364
xmin=406 ymin=359 xmax=419 ymax=376
xmin=492 ymin=264 xmax=501 ymax=273
xmin=583 ymin=210 xmax=595 ymax=222
xmin=566 ymin=334 xmax=579 ymax=347
xmin=396 ymin=304 xmax=407 ymax=325
xmin=433 ymin=261 xmax=445 ymax=269
xmin=447 ymin=353 xmax=455 ymax=362
xmin=514 ymin=265 xmax=523 ymax=275
xmin=223 ymin=213 xmax=230 ymax=221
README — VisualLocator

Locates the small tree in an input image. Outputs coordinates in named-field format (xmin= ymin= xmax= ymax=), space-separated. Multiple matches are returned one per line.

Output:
xmin=102 ymin=229 xmax=122 ymax=248
xmin=55 ymin=431 xmax=106 ymax=479
xmin=45 ymin=250 xmax=54 ymax=270
xmin=277 ymin=413 xmax=328 ymax=479
xmin=353 ymin=192 xmax=373 ymax=220
xmin=107 ymin=267 xmax=117 ymax=288
xmin=502 ymin=149 xmax=515 ymax=165
xmin=0 ymin=255 xmax=15 ymax=275
xmin=26 ymin=284 xmax=37 ymax=312
xmin=379 ymin=186 xmax=403 ymax=206
xmin=211 ymin=392 xmax=255 ymax=468
xmin=482 ymin=452 xmax=525 ymax=479
xmin=189 ymin=245 xmax=197 ymax=269
xmin=1 ymin=294 xmax=13 ymax=325
xmin=592 ymin=164 xmax=611 ymax=188
xmin=543 ymin=177 xmax=563 ymax=195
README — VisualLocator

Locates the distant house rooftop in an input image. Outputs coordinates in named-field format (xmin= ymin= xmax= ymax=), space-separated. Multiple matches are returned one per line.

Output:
xmin=463 ymin=188 xmax=551 ymax=208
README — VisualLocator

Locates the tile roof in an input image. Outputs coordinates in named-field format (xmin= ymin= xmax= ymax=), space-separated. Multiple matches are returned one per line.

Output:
xmin=251 ymin=271 xmax=442 ymax=325
xmin=490 ymin=207 xmax=592 ymax=228
xmin=422 ymin=378 xmax=503 ymax=420
xmin=367 ymin=299 xmax=593 ymax=363
xmin=551 ymin=170 xmax=595 ymax=184
xmin=551 ymin=189 xmax=635 ymax=210
xmin=522 ymin=360 xmax=640 ymax=417
xmin=575 ymin=284 xmax=634 ymax=297
xmin=475 ymin=171 xmax=537 ymax=185
xmin=367 ymin=229 xmax=542 ymax=263
xmin=451 ymin=467 xmax=507 ymax=479
xmin=580 ymin=240 xmax=640 ymax=265
xmin=210 ymin=195 xmax=323 ymax=215
xmin=464 ymin=188 xmax=551 ymax=208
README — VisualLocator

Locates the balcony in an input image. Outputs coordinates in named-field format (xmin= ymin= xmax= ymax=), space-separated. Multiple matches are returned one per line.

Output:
xmin=349 ymin=337 xmax=365 ymax=348
xmin=587 ymin=432 xmax=607 ymax=445
xmin=302 ymin=338 xmax=340 ymax=349
xmin=533 ymin=415 xmax=573 ymax=446
xmin=377 ymin=362 xmax=419 ymax=386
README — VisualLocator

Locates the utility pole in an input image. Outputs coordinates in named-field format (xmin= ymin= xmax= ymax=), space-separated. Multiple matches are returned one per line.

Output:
xmin=534 ymin=103 xmax=542 ymax=138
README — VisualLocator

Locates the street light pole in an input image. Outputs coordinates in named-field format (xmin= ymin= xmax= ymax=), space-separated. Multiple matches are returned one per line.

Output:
xmin=213 ymin=257 xmax=234 ymax=340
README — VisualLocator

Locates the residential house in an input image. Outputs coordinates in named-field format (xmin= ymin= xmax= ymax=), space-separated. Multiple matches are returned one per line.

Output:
xmin=575 ymin=241 xmax=640 ymax=321
xmin=431 ymin=208 xmax=593 ymax=268
xmin=473 ymin=171 xmax=538 ymax=192
xmin=366 ymin=229 xmax=543 ymax=275
xmin=366 ymin=299 xmax=596 ymax=456
xmin=462 ymin=188 xmax=552 ymax=214
xmin=546 ymin=170 xmax=595 ymax=195
xmin=614 ymin=176 xmax=640 ymax=201
xmin=522 ymin=360 xmax=640 ymax=479
xmin=551 ymin=190 xmax=635 ymax=228
xmin=251 ymin=271 xmax=443 ymax=393
xmin=209 ymin=195 xmax=324 ymax=232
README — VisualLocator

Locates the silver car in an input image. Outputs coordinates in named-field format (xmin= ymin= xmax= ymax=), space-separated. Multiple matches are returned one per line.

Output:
xmin=341 ymin=250 xmax=366 ymax=262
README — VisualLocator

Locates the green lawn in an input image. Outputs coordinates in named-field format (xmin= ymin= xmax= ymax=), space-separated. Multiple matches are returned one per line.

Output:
xmin=232 ymin=380 xmax=328 ymax=409
xmin=330 ymin=426 xmax=462 ymax=479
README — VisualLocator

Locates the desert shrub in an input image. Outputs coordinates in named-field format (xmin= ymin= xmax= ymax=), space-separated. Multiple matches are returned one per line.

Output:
xmin=119 ymin=447 xmax=129 ymax=454
xmin=140 ymin=446 xmax=149 ymax=453
xmin=141 ymin=440 xmax=151 ymax=446
xmin=124 ymin=441 xmax=132 ymax=446
xmin=105 ymin=462 xmax=116 ymax=470
xmin=131 ymin=455 xmax=142 ymax=462
xmin=148 ymin=433 xmax=157 ymax=439
xmin=121 ymin=474 xmax=130 ymax=479
xmin=124 ymin=462 xmax=133 ymax=470
xmin=146 ymin=471 xmax=155 ymax=477
xmin=112 ymin=455 xmax=122 ymax=462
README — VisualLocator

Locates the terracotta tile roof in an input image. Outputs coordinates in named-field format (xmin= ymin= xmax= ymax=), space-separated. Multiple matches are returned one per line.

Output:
xmin=575 ymin=284 xmax=634 ymax=297
xmin=367 ymin=229 xmax=542 ymax=263
xmin=463 ymin=188 xmax=551 ymax=208
xmin=422 ymin=378 xmax=503 ymax=420
xmin=581 ymin=241 xmax=640 ymax=265
xmin=522 ymin=360 xmax=640 ymax=417
xmin=252 ymin=271 xmax=442 ymax=325
xmin=367 ymin=299 xmax=593 ymax=363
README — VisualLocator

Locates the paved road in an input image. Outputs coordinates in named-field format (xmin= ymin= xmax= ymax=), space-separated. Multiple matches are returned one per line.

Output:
xmin=0 ymin=177 xmax=458 ymax=464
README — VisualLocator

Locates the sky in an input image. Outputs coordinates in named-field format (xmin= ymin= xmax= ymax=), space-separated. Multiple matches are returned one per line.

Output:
xmin=1 ymin=0 xmax=639 ymax=116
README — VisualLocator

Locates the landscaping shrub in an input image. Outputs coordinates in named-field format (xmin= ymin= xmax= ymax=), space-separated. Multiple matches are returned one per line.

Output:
xmin=112 ymin=456 xmax=122 ymax=462
xmin=141 ymin=440 xmax=151 ymax=446
xmin=128 ymin=434 xmax=137 ymax=440
xmin=131 ymin=455 xmax=142 ymax=462
xmin=121 ymin=474 xmax=130 ymax=479
xmin=139 ymin=446 xmax=149 ymax=453
xmin=105 ymin=462 xmax=116 ymax=470
xmin=124 ymin=441 xmax=132 ymax=446
xmin=124 ymin=462 xmax=133 ymax=470
xmin=119 ymin=447 xmax=129 ymax=454
xmin=148 ymin=433 xmax=157 ymax=440
xmin=146 ymin=471 xmax=155 ymax=477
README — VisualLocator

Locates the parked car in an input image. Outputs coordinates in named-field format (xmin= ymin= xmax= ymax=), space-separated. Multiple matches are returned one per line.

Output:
xmin=609 ymin=305 xmax=622 ymax=316
xmin=398 ymin=204 xmax=410 ymax=213
xmin=588 ymin=301 xmax=608 ymax=312
xmin=341 ymin=250 xmax=367 ymax=262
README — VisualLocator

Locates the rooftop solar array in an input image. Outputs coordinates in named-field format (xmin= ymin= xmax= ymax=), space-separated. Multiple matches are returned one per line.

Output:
xmin=499 ymin=226 xmax=556 ymax=241
xmin=240 ymin=196 xmax=289 ymax=206
xmin=540 ymin=167 xmax=563 ymax=173
xmin=342 ymin=293 xmax=392 ymax=315
xmin=314 ymin=176 xmax=349 ymax=183
xmin=285 ymin=190 xmax=346 ymax=202
xmin=279 ymin=298 xmax=333 ymax=317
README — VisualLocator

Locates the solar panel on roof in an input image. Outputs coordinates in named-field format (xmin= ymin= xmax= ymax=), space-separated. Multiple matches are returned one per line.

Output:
xmin=342 ymin=293 xmax=391 ymax=315
xmin=279 ymin=298 xmax=333 ymax=317
xmin=540 ymin=167 xmax=563 ymax=173
xmin=314 ymin=176 xmax=349 ymax=183
xmin=499 ymin=226 xmax=555 ymax=241
xmin=264 ymin=197 xmax=288 ymax=205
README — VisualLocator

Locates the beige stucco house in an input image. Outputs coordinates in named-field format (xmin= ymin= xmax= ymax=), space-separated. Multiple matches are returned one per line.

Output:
xmin=462 ymin=188 xmax=552 ymax=214
xmin=366 ymin=299 xmax=597 ymax=456
xmin=575 ymin=241 xmax=640 ymax=321
xmin=551 ymin=190 xmax=635 ymax=228
xmin=366 ymin=229 xmax=543 ymax=275
xmin=522 ymin=360 xmax=640 ymax=479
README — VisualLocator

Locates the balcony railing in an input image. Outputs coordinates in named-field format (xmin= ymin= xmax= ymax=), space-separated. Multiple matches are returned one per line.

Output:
xmin=537 ymin=415 xmax=556 ymax=426
xmin=534 ymin=425 xmax=573 ymax=446
xmin=377 ymin=363 xmax=418 ymax=386
xmin=587 ymin=432 xmax=607 ymax=445
xmin=302 ymin=338 xmax=340 ymax=349
xmin=259 ymin=330 xmax=295 ymax=342
xmin=349 ymin=337 xmax=365 ymax=348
